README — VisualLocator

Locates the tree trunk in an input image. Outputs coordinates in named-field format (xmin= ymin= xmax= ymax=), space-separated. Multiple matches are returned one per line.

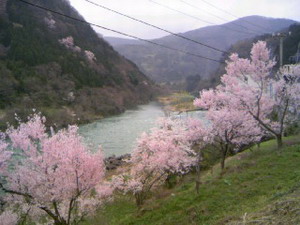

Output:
xmin=220 ymin=145 xmax=228 ymax=176
xmin=40 ymin=207 xmax=68 ymax=225
xmin=165 ymin=174 xmax=177 ymax=189
xmin=220 ymin=155 xmax=225 ymax=171
xmin=165 ymin=175 xmax=172 ymax=189
xmin=220 ymin=149 xmax=227 ymax=171
xmin=276 ymin=134 xmax=283 ymax=149
xmin=135 ymin=192 xmax=145 ymax=208
xmin=195 ymin=151 xmax=202 ymax=194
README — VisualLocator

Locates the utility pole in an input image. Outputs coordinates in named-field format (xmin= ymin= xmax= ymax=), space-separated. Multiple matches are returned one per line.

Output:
xmin=272 ymin=32 xmax=291 ymax=67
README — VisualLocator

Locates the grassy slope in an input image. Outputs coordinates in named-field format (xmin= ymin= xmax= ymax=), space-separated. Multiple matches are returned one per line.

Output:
xmin=84 ymin=136 xmax=300 ymax=225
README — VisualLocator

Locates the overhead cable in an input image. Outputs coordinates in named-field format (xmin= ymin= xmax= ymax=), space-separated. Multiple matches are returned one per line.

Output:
xmin=150 ymin=0 xmax=259 ymax=36
xmin=198 ymin=0 xmax=274 ymax=33
xmin=83 ymin=0 xmax=229 ymax=54
xmin=180 ymin=0 xmax=262 ymax=34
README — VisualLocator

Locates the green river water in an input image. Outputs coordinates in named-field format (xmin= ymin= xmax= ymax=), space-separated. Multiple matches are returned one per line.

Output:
xmin=79 ymin=102 xmax=207 ymax=156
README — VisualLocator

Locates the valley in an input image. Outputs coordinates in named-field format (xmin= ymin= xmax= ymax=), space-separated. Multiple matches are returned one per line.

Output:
xmin=0 ymin=0 xmax=299 ymax=224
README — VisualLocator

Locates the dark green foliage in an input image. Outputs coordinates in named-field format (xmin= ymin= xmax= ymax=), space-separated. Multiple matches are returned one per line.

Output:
xmin=185 ymin=75 xmax=201 ymax=93
xmin=5 ymin=0 xmax=108 ymax=87
xmin=283 ymin=24 xmax=300 ymax=64
xmin=0 ymin=18 xmax=11 ymax=47
xmin=0 ymin=62 xmax=18 ymax=108
xmin=284 ymin=121 xmax=300 ymax=136
xmin=128 ymin=72 xmax=139 ymax=86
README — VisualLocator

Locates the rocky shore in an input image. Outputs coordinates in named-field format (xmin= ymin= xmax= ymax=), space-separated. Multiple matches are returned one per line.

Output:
xmin=105 ymin=154 xmax=131 ymax=170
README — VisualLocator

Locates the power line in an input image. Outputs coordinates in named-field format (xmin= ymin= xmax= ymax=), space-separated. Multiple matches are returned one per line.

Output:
xmin=150 ymin=0 xmax=259 ymax=36
xmin=83 ymin=0 xmax=228 ymax=54
xmin=18 ymin=0 xmax=225 ymax=64
xmin=198 ymin=0 xmax=273 ymax=33
xmin=180 ymin=0 xmax=261 ymax=34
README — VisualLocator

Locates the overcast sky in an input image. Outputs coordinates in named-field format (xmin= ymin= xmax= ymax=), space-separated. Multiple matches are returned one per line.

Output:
xmin=69 ymin=0 xmax=300 ymax=39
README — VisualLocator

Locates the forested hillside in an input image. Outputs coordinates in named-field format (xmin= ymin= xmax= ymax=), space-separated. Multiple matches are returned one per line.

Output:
xmin=0 ymin=0 xmax=158 ymax=128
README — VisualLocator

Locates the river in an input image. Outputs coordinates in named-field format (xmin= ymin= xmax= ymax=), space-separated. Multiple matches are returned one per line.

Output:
xmin=79 ymin=102 xmax=164 ymax=156
xmin=79 ymin=102 xmax=207 ymax=156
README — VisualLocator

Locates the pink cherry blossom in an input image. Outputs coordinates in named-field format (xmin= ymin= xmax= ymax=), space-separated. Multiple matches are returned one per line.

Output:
xmin=84 ymin=50 xmax=96 ymax=62
xmin=195 ymin=41 xmax=300 ymax=149
xmin=59 ymin=36 xmax=81 ymax=53
xmin=0 ymin=114 xmax=111 ymax=225
xmin=113 ymin=118 xmax=196 ymax=206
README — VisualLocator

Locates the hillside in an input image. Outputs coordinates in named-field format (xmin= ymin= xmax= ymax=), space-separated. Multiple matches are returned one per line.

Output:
xmin=84 ymin=135 xmax=300 ymax=225
xmin=207 ymin=23 xmax=300 ymax=93
xmin=227 ymin=23 xmax=300 ymax=64
xmin=105 ymin=16 xmax=296 ymax=83
xmin=0 ymin=0 xmax=158 ymax=129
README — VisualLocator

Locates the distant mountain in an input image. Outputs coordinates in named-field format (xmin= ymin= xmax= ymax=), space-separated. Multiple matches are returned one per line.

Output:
xmin=0 ymin=0 xmax=158 ymax=129
xmin=105 ymin=16 xmax=296 ymax=83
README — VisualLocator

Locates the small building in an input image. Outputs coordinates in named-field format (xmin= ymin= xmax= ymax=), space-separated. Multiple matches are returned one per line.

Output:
xmin=281 ymin=47 xmax=300 ymax=118
xmin=280 ymin=64 xmax=300 ymax=77
xmin=289 ymin=42 xmax=300 ymax=64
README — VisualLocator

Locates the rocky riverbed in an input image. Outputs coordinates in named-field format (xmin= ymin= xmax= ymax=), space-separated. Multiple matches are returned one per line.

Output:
xmin=105 ymin=154 xmax=131 ymax=170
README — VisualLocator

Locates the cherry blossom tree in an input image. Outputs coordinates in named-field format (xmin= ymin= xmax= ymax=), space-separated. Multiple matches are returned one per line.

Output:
xmin=59 ymin=36 xmax=81 ymax=53
xmin=58 ymin=37 xmax=97 ymax=63
xmin=0 ymin=114 xmax=111 ymax=225
xmin=113 ymin=118 xmax=196 ymax=206
xmin=194 ymin=92 xmax=265 ymax=172
xmin=195 ymin=41 xmax=300 ymax=149
xmin=191 ymin=95 xmax=262 ymax=173
xmin=44 ymin=17 xmax=56 ymax=29
xmin=207 ymin=109 xmax=260 ymax=171
xmin=185 ymin=118 xmax=210 ymax=193
xmin=84 ymin=50 xmax=96 ymax=62
xmin=273 ymin=69 xmax=300 ymax=135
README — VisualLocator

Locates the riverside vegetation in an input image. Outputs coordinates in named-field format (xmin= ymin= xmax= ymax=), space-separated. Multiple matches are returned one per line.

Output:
xmin=158 ymin=92 xmax=196 ymax=113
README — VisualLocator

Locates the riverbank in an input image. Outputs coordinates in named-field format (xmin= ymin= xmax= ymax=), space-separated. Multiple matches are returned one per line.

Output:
xmin=158 ymin=92 xmax=196 ymax=113
xmin=83 ymin=135 xmax=300 ymax=225
xmin=0 ymin=80 xmax=164 ymax=131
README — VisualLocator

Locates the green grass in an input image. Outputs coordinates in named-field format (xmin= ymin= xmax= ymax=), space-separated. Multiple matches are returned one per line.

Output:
xmin=83 ymin=135 xmax=300 ymax=225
